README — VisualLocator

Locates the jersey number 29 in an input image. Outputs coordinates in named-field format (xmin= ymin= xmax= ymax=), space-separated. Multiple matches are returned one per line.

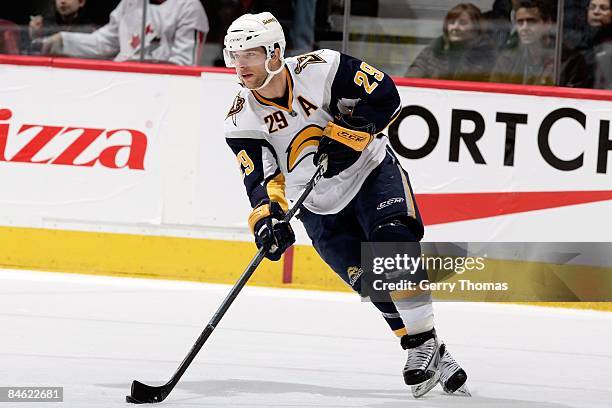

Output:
xmin=264 ymin=111 xmax=289 ymax=133
xmin=353 ymin=62 xmax=384 ymax=94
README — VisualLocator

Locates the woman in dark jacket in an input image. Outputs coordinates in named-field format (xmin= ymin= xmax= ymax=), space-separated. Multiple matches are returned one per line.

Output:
xmin=576 ymin=0 xmax=612 ymax=87
xmin=591 ymin=23 xmax=612 ymax=88
xmin=406 ymin=3 xmax=495 ymax=82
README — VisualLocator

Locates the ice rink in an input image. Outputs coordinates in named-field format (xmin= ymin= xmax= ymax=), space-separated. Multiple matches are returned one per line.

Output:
xmin=1 ymin=269 xmax=610 ymax=408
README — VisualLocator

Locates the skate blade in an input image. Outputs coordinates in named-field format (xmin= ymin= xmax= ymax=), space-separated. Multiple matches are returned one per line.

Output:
xmin=411 ymin=370 xmax=440 ymax=398
xmin=443 ymin=383 xmax=472 ymax=397
xmin=454 ymin=383 xmax=471 ymax=397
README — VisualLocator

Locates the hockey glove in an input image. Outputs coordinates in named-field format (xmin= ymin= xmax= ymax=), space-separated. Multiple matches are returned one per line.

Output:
xmin=313 ymin=115 xmax=376 ymax=178
xmin=249 ymin=201 xmax=295 ymax=261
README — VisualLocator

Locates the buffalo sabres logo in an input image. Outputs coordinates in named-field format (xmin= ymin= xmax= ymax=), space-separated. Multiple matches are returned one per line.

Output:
xmin=294 ymin=52 xmax=326 ymax=74
xmin=226 ymin=93 xmax=245 ymax=126
xmin=347 ymin=266 xmax=363 ymax=286
xmin=286 ymin=124 xmax=324 ymax=172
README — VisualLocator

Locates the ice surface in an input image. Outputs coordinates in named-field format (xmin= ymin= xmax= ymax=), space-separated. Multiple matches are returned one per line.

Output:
xmin=1 ymin=269 xmax=610 ymax=408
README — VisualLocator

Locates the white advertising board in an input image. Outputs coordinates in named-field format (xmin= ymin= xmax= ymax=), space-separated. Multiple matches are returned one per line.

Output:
xmin=0 ymin=63 xmax=610 ymax=242
xmin=199 ymin=73 xmax=612 ymax=241
xmin=0 ymin=65 xmax=167 ymax=224
xmin=391 ymin=87 xmax=611 ymax=192
xmin=390 ymin=86 xmax=612 ymax=241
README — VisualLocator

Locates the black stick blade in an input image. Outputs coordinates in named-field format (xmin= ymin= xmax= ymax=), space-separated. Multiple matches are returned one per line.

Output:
xmin=126 ymin=380 xmax=169 ymax=404
xmin=125 ymin=395 xmax=144 ymax=404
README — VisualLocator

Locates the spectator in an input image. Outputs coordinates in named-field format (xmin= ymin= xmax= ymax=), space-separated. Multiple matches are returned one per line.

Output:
xmin=25 ymin=0 xmax=96 ymax=54
xmin=576 ymin=0 xmax=611 ymax=85
xmin=39 ymin=0 xmax=209 ymax=66
xmin=406 ymin=3 xmax=494 ymax=82
xmin=490 ymin=0 xmax=589 ymax=87
xmin=576 ymin=0 xmax=611 ymax=47
xmin=29 ymin=0 xmax=96 ymax=40
xmin=591 ymin=19 xmax=612 ymax=87
xmin=485 ymin=1 xmax=592 ymax=51
xmin=588 ymin=0 xmax=611 ymax=27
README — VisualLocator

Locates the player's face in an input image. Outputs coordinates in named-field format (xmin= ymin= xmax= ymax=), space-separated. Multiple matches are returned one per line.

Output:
xmin=230 ymin=48 xmax=269 ymax=89
xmin=516 ymin=8 xmax=548 ymax=45
xmin=588 ymin=0 xmax=611 ymax=27
xmin=446 ymin=12 xmax=477 ymax=44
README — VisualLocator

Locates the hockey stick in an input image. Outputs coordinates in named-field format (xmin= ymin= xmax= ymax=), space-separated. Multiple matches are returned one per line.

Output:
xmin=126 ymin=155 xmax=328 ymax=404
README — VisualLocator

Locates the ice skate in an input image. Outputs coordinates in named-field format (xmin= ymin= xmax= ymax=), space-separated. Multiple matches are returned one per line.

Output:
xmin=439 ymin=343 xmax=471 ymax=396
xmin=400 ymin=328 xmax=441 ymax=398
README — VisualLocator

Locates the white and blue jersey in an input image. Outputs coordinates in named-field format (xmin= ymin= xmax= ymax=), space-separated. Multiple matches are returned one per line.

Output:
xmin=224 ymin=48 xmax=427 ymax=338
xmin=223 ymin=49 xmax=403 ymax=215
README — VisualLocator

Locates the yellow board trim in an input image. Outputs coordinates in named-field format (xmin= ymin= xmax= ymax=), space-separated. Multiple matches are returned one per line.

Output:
xmin=0 ymin=225 xmax=609 ymax=313
xmin=0 ymin=225 xmax=283 ymax=287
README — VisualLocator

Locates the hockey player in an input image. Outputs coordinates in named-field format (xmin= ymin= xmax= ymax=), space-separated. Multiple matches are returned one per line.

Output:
xmin=37 ymin=0 xmax=209 ymax=66
xmin=222 ymin=12 xmax=469 ymax=398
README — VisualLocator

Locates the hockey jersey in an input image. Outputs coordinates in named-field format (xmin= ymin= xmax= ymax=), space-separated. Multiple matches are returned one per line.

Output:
xmin=224 ymin=49 xmax=402 ymax=215
xmin=61 ymin=0 xmax=209 ymax=66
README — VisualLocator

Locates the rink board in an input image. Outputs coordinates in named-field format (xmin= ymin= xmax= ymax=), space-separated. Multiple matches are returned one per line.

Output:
xmin=1 ymin=224 xmax=611 ymax=311
xmin=0 ymin=57 xmax=610 ymax=311
xmin=0 ymin=225 xmax=343 ymax=291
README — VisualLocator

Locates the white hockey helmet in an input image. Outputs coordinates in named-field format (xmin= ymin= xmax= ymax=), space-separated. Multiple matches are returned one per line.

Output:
xmin=223 ymin=12 xmax=286 ymax=89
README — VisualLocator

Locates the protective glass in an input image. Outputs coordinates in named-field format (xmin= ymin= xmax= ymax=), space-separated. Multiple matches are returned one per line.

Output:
xmin=223 ymin=49 xmax=267 ymax=68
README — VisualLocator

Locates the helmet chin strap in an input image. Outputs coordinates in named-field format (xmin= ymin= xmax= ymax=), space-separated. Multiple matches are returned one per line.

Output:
xmin=241 ymin=57 xmax=285 ymax=91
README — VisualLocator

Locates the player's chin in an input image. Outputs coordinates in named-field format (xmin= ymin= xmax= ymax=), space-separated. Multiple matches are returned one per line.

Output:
xmin=242 ymin=76 xmax=264 ymax=89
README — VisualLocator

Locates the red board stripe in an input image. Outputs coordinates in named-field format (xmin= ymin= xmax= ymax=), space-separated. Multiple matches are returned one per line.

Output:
xmin=416 ymin=190 xmax=612 ymax=225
